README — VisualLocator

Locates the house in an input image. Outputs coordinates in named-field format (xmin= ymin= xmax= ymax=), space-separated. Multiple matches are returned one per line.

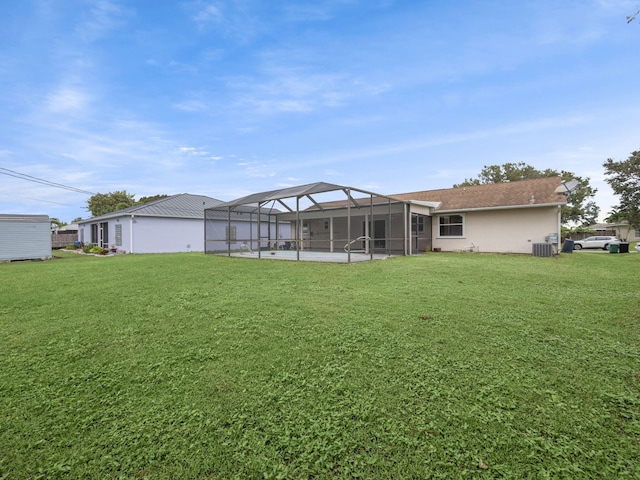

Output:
xmin=77 ymin=194 xmax=224 ymax=254
xmin=588 ymin=222 xmax=640 ymax=243
xmin=205 ymin=178 xmax=568 ymax=261
xmin=0 ymin=214 xmax=52 ymax=262
xmin=392 ymin=177 xmax=568 ymax=254
xmin=78 ymin=193 xmax=291 ymax=254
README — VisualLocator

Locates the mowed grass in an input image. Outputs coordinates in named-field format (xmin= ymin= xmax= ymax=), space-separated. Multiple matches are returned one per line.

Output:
xmin=1 ymin=250 xmax=639 ymax=479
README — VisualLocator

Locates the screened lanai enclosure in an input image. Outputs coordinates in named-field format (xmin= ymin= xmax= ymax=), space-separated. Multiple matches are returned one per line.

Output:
xmin=205 ymin=182 xmax=437 ymax=263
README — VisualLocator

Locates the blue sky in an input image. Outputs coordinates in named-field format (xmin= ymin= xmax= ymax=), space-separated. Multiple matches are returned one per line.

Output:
xmin=1 ymin=0 xmax=639 ymax=223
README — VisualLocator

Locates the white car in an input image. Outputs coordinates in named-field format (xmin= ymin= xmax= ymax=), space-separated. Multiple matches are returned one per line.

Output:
xmin=573 ymin=236 xmax=620 ymax=250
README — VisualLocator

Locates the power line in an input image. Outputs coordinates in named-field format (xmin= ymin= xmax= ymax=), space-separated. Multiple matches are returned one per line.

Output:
xmin=0 ymin=167 xmax=96 ymax=195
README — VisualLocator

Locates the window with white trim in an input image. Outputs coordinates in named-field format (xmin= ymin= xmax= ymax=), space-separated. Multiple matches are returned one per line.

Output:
xmin=439 ymin=214 xmax=464 ymax=237
xmin=226 ymin=226 xmax=237 ymax=241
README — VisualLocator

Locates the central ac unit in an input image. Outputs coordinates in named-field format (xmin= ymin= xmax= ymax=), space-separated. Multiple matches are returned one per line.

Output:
xmin=532 ymin=243 xmax=553 ymax=257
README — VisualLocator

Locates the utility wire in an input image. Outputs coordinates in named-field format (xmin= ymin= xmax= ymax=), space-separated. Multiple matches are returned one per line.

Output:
xmin=0 ymin=167 xmax=96 ymax=195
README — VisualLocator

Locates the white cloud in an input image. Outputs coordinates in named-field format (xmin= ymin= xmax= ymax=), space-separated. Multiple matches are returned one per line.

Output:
xmin=46 ymin=87 xmax=91 ymax=113
xmin=280 ymin=4 xmax=335 ymax=22
xmin=75 ymin=0 xmax=130 ymax=42
xmin=173 ymin=100 xmax=208 ymax=112
xmin=193 ymin=3 xmax=223 ymax=26
xmin=228 ymin=68 xmax=387 ymax=114
xmin=236 ymin=160 xmax=277 ymax=178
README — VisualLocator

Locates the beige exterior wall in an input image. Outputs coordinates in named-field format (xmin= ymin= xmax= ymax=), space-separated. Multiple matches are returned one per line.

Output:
xmin=433 ymin=206 xmax=561 ymax=254
xmin=612 ymin=225 xmax=640 ymax=242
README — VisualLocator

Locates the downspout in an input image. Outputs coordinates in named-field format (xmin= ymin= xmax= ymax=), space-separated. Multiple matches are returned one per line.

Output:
xmin=558 ymin=205 xmax=562 ymax=253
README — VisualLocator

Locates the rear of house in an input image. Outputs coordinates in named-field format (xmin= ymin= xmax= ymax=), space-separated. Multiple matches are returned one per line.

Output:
xmin=77 ymin=194 xmax=223 ymax=254
xmin=0 ymin=214 xmax=52 ymax=262
xmin=393 ymin=177 xmax=567 ymax=254
xmin=206 ymin=178 xmax=568 ymax=259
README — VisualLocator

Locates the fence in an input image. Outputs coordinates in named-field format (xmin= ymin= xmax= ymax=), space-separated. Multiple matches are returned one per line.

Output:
xmin=51 ymin=233 xmax=78 ymax=249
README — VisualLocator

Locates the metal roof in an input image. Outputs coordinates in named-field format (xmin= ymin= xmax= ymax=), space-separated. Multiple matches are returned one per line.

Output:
xmin=79 ymin=194 xmax=223 ymax=223
xmin=0 ymin=214 xmax=50 ymax=222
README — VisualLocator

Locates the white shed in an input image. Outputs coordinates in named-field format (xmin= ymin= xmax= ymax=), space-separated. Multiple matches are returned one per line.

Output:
xmin=0 ymin=214 xmax=52 ymax=262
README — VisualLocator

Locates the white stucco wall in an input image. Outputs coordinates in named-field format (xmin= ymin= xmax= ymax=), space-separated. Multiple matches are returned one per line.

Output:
xmin=80 ymin=216 xmax=206 ymax=253
xmin=433 ymin=206 xmax=561 ymax=254
xmin=127 ymin=216 xmax=204 ymax=253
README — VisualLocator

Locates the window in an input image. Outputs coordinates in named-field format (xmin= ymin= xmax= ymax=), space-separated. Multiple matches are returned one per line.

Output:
xmin=323 ymin=220 xmax=330 ymax=231
xmin=115 ymin=224 xmax=122 ymax=246
xmin=226 ymin=226 xmax=237 ymax=241
xmin=439 ymin=215 xmax=464 ymax=237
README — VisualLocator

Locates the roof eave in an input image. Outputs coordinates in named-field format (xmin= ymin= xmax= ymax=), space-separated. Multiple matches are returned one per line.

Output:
xmin=435 ymin=202 xmax=566 ymax=214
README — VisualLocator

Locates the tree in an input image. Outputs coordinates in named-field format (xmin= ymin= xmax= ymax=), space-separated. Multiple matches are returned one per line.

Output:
xmin=455 ymin=162 xmax=560 ymax=186
xmin=86 ymin=191 xmax=136 ymax=217
xmin=85 ymin=192 xmax=169 ymax=217
xmin=454 ymin=162 xmax=600 ymax=226
xmin=50 ymin=217 xmax=66 ymax=229
xmin=603 ymin=150 xmax=640 ymax=231
xmin=137 ymin=194 xmax=168 ymax=204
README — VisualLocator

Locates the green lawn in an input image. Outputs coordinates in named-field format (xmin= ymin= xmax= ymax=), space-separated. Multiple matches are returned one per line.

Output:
xmin=1 ymin=251 xmax=639 ymax=479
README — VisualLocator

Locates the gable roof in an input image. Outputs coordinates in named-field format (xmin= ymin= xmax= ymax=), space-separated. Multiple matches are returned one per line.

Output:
xmin=79 ymin=193 xmax=223 ymax=223
xmin=392 ymin=177 xmax=567 ymax=212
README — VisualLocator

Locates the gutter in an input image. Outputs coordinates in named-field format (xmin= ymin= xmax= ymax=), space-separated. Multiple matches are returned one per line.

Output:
xmin=434 ymin=202 xmax=566 ymax=214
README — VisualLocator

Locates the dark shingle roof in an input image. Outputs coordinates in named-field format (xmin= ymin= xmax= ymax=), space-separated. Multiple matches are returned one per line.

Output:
xmin=392 ymin=177 xmax=567 ymax=211
xmin=301 ymin=177 xmax=568 ymax=212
